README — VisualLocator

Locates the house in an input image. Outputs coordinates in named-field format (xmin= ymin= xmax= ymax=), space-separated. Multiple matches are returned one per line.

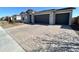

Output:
xmin=24 ymin=7 xmax=75 ymax=25
xmin=0 ymin=17 xmax=5 ymax=21
xmin=11 ymin=15 xmax=22 ymax=22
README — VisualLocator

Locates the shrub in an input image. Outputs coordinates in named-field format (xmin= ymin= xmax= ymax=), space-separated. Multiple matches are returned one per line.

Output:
xmin=72 ymin=16 xmax=79 ymax=25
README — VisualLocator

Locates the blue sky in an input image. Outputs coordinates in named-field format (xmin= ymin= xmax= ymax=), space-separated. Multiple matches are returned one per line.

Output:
xmin=0 ymin=7 xmax=78 ymax=18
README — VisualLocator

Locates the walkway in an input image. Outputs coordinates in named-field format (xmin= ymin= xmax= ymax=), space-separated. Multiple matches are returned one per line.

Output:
xmin=0 ymin=27 xmax=24 ymax=52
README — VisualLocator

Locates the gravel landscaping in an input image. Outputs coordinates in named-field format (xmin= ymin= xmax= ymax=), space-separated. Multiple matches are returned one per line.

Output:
xmin=5 ymin=24 xmax=79 ymax=52
xmin=0 ymin=21 xmax=23 ymax=29
xmin=71 ymin=25 xmax=79 ymax=36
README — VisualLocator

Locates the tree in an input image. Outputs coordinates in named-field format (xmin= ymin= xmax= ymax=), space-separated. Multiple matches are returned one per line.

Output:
xmin=26 ymin=9 xmax=33 ymax=14
xmin=20 ymin=12 xmax=25 ymax=15
xmin=0 ymin=17 xmax=4 ymax=21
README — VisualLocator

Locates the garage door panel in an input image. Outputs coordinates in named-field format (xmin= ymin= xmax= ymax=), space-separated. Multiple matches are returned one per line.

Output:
xmin=34 ymin=14 xmax=49 ymax=24
xmin=55 ymin=13 xmax=69 ymax=25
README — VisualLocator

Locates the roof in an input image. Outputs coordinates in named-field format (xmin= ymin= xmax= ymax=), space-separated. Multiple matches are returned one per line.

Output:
xmin=55 ymin=7 xmax=76 ymax=11
xmin=37 ymin=7 xmax=76 ymax=13
xmin=38 ymin=9 xmax=55 ymax=12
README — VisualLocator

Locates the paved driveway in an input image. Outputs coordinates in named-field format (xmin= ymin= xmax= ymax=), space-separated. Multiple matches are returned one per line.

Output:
xmin=0 ymin=27 xmax=24 ymax=52
xmin=5 ymin=24 xmax=79 ymax=52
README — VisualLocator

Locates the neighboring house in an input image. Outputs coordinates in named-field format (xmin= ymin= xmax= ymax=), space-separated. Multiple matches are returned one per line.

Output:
xmin=0 ymin=17 xmax=5 ymax=21
xmin=24 ymin=7 xmax=75 ymax=25
xmin=16 ymin=15 xmax=22 ymax=21
xmin=11 ymin=15 xmax=22 ymax=22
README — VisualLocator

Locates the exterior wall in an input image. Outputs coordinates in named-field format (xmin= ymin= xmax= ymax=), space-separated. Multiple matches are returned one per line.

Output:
xmin=23 ymin=16 xmax=28 ymax=23
xmin=54 ymin=9 xmax=72 ymax=14
xmin=12 ymin=15 xmax=22 ymax=21
xmin=11 ymin=17 xmax=13 ymax=20
xmin=34 ymin=11 xmax=51 ymax=15
xmin=16 ymin=15 xmax=22 ymax=20
xmin=11 ymin=16 xmax=16 ymax=21
xmin=31 ymin=15 xmax=34 ymax=23
xmin=22 ymin=14 xmax=30 ymax=23
xmin=49 ymin=12 xmax=54 ymax=25
xmin=69 ymin=11 xmax=72 ymax=25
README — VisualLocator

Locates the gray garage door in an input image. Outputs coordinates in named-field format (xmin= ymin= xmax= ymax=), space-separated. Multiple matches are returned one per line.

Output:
xmin=55 ymin=13 xmax=70 ymax=25
xmin=34 ymin=14 xmax=49 ymax=24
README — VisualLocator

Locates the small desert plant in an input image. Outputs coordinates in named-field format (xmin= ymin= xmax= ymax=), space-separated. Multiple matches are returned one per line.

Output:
xmin=4 ymin=16 xmax=14 ymax=24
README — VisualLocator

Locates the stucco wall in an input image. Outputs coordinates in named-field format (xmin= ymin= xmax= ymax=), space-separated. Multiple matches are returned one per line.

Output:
xmin=31 ymin=15 xmax=34 ymax=23
xmin=23 ymin=14 xmax=30 ymax=23
xmin=49 ymin=12 xmax=54 ymax=25
xmin=16 ymin=16 xmax=21 ymax=20
xmin=34 ymin=11 xmax=52 ymax=15
xmin=54 ymin=9 xmax=72 ymax=14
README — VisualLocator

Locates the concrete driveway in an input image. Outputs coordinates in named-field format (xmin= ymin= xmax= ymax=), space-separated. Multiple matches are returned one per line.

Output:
xmin=5 ymin=24 xmax=79 ymax=52
xmin=0 ymin=27 xmax=24 ymax=52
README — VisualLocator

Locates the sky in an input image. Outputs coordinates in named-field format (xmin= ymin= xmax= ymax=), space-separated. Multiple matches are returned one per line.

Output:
xmin=0 ymin=7 xmax=78 ymax=18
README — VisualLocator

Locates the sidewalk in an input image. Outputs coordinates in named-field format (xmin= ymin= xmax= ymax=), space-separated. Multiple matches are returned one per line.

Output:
xmin=0 ymin=27 xmax=24 ymax=52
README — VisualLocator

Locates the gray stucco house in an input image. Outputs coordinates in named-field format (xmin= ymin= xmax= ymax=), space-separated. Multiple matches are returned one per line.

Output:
xmin=20 ymin=12 xmax=31 ymax=23
xmin=22 ymin=7 xmax=75 ymax=25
